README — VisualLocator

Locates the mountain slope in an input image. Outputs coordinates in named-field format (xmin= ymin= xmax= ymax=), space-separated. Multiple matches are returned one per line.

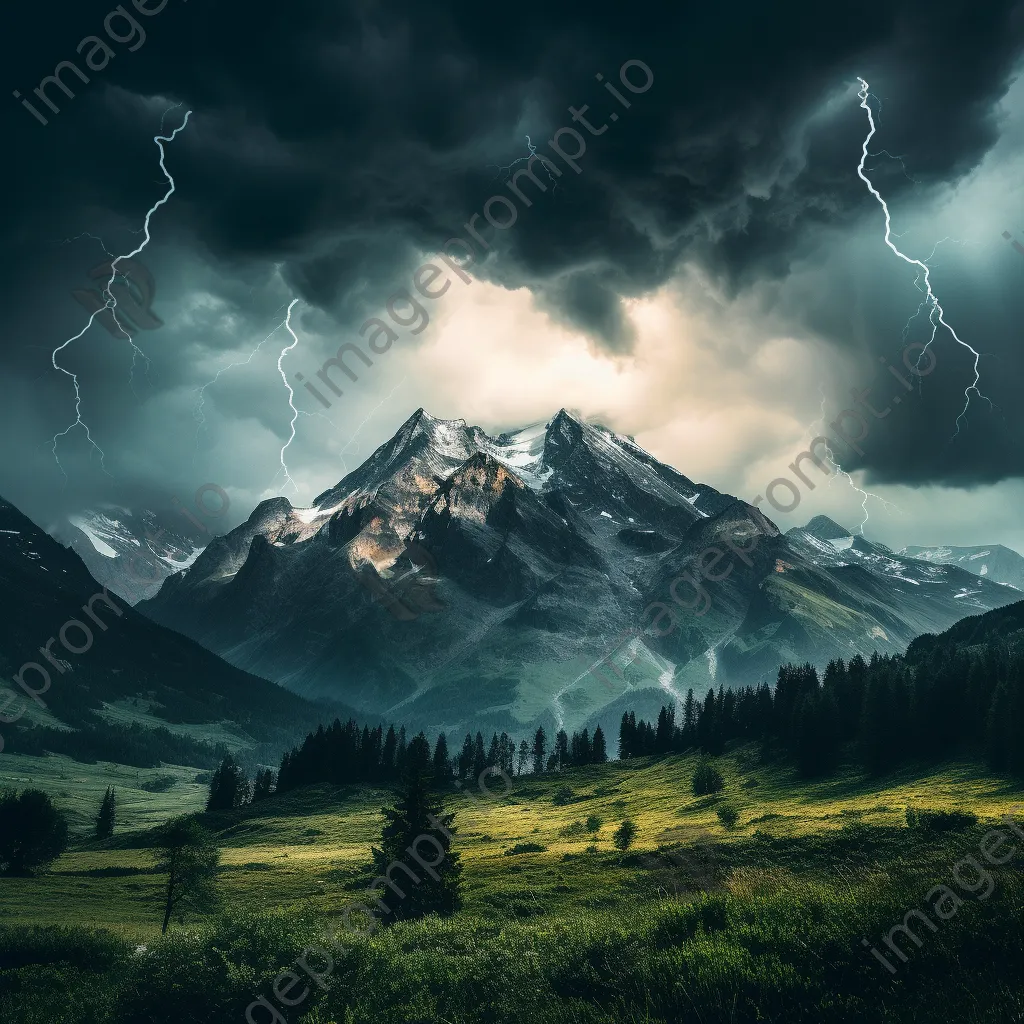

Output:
xmin=899 ymin=543 xmax=1024 ymax=592
xmin=0 ymin=495 xmax=335 ymax=764
xmin=50 ymin=506 xmax=206 ymax=605
xmin=138 ymin=411 xmax=1020 ymax=738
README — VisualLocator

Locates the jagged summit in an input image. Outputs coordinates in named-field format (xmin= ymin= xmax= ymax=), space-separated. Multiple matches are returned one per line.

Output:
xmin=138 ymin=409 xmax=1021 ymax=738
xmin=795 ymin=515 xmax=853 ymax=541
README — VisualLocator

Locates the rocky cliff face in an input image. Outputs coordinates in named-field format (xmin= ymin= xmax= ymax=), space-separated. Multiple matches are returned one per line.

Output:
xmin=137 ymin=409 xmax=1021 ymax=738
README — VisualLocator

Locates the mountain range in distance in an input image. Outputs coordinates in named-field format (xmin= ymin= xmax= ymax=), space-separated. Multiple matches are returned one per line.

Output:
xmin=118 ymin=408 xmax=1022 ymax=740
xmin=897 ymin=543 xmax=1024 ymax=593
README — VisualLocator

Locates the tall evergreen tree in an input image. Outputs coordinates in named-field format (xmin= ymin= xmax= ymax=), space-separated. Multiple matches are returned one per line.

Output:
xmin=517 ymin=739 xmax=529 ymax=775
xmin=531 ymin=727 xmax=547 ymax=774
xmin=206 ymin=756 xmax=251 ymax=811
xmin=554 ymin=729 xmax=569 ymax=769
xmin=369 ymin=758 xmax=462 ymax=922
xmin=472 ymin=732 xmax=487 ymax=780
xmin=432 ymin=732 xmax=451 ymax=782
xmin=458 ymin=734 xmax=475 ymax=780
xmin=592 ymin=725 xmax=608 ymax=763
xmin=95 ymin=787 xmax=116 ymax=840
xmin=252 ymin=769 xmax=275 ymax=802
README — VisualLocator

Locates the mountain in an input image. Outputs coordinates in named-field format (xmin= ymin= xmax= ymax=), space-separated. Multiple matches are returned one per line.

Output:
xmin=898 ymin=543 xmax=1024 ymax=593
xmin=49 ymin=506 xmax=205 ymax=605
xmin=138 ymin=409 xmax=1021 ymax=739
xmin=0 ymin=494 xmax=335 ymax=767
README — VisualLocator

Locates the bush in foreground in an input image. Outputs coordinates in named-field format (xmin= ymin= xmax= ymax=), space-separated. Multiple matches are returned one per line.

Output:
xmin=0 ymin=789 xmax=68 ymax=875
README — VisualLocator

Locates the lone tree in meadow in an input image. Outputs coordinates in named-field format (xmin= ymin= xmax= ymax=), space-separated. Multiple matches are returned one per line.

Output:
xmin=206 ymin=755 xmax=251 ymax=811
xmin=692 ymin=756 xmax=725 ymax=796
xmin=95 ymin=787 xmax=116 ymax=839
xmin=369 ymin=734 xmax=462 ymax=923
xmin=156 ymin=815 xmax=220 ymax=934
xmin=0 ymin=788 xmax=69 ymax=875
xmin=613 ymin=818 xmax=637 ymax=852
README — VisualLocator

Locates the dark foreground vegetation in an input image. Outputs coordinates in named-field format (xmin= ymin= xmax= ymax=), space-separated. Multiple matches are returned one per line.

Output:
xmin=2 ymin=819 xmax=1022 ymax=1024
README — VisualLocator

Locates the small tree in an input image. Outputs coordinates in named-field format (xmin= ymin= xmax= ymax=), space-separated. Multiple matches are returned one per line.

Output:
xmin=206 ymin=756 xmax=251 ymax=811
xmin=95 ymin=787 xmax=116 ymax=839
xmin=251 ymin=770 xmax=275 ymax=802
xmin=716 ymin=804 xmax=739 ymax=829
xmin=0 ymin=789 xmax=69 ymax=875
xmin=613 ymin=818 xmax=637 ymax=852
xmin=517 ymin=739 xmax=529 ymax=775
xmin=156 ymin=815 xmax=220 ymax=934
xmin=692 ymin=756 xmax=725 ymax=796
xmin=369 ymin=758 xmax=462 ymax=923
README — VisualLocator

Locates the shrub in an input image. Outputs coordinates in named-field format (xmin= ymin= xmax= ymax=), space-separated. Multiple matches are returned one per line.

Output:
xmin=905 ymin=807 xmax=978 ymax=831
xmin=716 ymin=805 xmax=739 ymax=829
xmin=692 ymin=756 xmax=725 ymax=796
xmin=613 ymin=819 xmax=637 ymax=851
xmin=552 ymin=785 xmax=576 ymax=806
xmin=0 ymin=789 xmax=69 ymax=874
xmin=504 ymin=842 xmax=547 ymax=855
xmin=585 ymin=814 xmax=603 ymax=832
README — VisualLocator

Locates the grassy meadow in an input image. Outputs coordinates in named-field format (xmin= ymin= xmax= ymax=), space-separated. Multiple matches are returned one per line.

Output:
xmin=3 ymin=747 xmax=1024 ymax=1021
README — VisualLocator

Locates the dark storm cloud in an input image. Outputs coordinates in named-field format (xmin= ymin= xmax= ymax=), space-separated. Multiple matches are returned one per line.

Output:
xmin=1 ymin=0 xmax=1023 ymax=527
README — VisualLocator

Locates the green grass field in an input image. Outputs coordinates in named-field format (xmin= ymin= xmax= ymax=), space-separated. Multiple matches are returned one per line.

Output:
xmin=3 ymin=748 xmax=1024 ymax=1022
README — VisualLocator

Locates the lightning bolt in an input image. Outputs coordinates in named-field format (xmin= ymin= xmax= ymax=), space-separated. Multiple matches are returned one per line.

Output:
xmin=192 ymin=315 xmax=287 ymax=452
xmin=49 ymin=108 xmax=192 ymax=482
xmin=812 ymin=387 xmax=904 ymax=535
xmin=489 ymin=134 xmax=560 ymax=190
xmin=274 ymin=299 xmax=301 ymax=494
xmin=855 ymin=78 xmax=992 ymax=437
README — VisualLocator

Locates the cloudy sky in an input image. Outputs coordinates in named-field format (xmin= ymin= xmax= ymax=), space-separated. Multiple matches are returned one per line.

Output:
xmin=2 ymin=0 xmax=1024 ymax=552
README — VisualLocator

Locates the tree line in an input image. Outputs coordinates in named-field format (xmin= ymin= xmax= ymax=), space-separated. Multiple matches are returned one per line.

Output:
xmin=242 ymin=718 xmax=612 ymax=801
xmin=618 ymin=641 xmax=1024 ymax=778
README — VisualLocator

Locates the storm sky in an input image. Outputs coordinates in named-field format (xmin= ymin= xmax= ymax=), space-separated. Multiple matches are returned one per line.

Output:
xmin=2 ymin=0 xmax=1024 ymax=551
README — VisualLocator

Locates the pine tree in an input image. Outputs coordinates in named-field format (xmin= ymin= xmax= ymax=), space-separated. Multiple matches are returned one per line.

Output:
xmin=517 ymin=739 xmax=529 ymax=775
xmin=458 ymin=734 xmax=474 ymax=780
xmin=472 ymin=732 xmax=487 ymax=780
xmin=382 ymin=726 xmax=398 ymax=778
xmin=206 ymin=756 xmax=251 ymax=811
xmin=554 ymin=729 xmax=569 ymax=769
xmin=592 ymin=725 xmax=608 ymax=763
xmin=432 ymin=733 xmax=451 ymax=782
xmin=369 ymin=760 xmax=462 ymax=923
xmin=395 ymin=727 xmax=409 ymax=776
xmin=95 ymin=787 xmax=116 ymax=840
xmin=531 ymin=727 xmax=547 ymax=774
xmin=252 ymin=769 xmax=275 ymax=802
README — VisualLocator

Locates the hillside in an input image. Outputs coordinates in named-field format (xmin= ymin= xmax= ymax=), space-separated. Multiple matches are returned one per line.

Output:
xmin=3 ymin=749 xmax=1024 ymax=1022
xmin=0 ymin=495 xmax=339 ymax=767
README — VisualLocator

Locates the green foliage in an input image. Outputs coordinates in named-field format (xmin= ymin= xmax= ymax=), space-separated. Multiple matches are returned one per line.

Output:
xmin=156 ymin=815 xmax=220 ymax=933
xmin=585 ymin=814 xmax=602 ymax=832
xmin=0 ymin=789 xmax=68 ymax=874
xmin=692 ymin=756 xmax=725 ymax=796
xmin=95 ymin=787 xmax=116 ymax=840
xmin=369 ymin=767 xmax=462 ymax=923
xmin=715 ymin=804 xmax=739 ymax=829
xmin=905 ymin=807 xmax=979 ymax=831
xmin=612 ymin=818 xmax=637 ymax=851
xmin=504 ymin=842 xmax=547 ymax=855
xmin=206 ymin=756 xmax=251 ymax=811
xmin=552 ymin=785 xmax=576 ymax=806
